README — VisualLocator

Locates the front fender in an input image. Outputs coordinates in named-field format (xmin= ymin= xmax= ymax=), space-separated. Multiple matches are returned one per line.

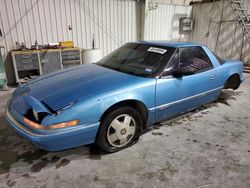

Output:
xmin=42 ymin=79 xmax=156 ymax=126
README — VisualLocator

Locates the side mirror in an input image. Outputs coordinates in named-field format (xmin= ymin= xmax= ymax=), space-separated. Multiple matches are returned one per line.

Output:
xmin=172 ymin=67 xmax=194 ymax=77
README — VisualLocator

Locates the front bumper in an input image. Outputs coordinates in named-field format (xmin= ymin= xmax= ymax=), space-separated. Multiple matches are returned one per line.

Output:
xmin=5 ymin=100 xmax=100 ymax=152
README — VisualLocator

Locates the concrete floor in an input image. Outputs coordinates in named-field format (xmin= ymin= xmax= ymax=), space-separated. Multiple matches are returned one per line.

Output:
xmin=0 ymin=74 xmax=250 ymax=188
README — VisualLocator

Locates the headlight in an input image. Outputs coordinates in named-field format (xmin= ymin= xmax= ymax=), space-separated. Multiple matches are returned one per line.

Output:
xmin=23 ymin=117 xmax=79 ymax=130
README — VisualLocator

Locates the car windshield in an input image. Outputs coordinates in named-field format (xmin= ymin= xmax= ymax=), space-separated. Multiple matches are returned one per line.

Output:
xmin=96 ymin=43 xmax=176 ymax=77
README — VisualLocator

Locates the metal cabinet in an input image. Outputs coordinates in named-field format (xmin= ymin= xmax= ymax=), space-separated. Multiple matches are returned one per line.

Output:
xmin=11 ymin=51 xmax=41 ymax=83
xmin=61 ymin=49 xmax=81 ymax=69
xmin=11 ymin=48 xmax=82 ymax=83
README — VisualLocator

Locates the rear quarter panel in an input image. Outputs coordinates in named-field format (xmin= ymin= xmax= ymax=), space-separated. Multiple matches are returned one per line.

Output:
xmin=202 ymin=46 xmax=244 ymax=87
xmin=214 ymin=60 xmax=243 ymax=88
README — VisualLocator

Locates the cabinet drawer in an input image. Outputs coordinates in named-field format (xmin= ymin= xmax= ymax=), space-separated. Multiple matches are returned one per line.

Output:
xmin=61 ymin=50 xmax=81 ymax=62
xmin=16 ymin=63 xmax=39 ymax=71
xmin=62 ymin=55 xmax=80 ymax=61
xmin=61 ymin=50 xmax=80 ymax=56
xmin=62 ymin=61 xmax=81 ymax=68
xmin=14 ymin=53 xmax=39 ymax=71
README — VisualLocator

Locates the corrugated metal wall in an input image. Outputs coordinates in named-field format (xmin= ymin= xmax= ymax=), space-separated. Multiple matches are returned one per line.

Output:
xmin=144 ymin=3 xmax=192 ymax=41
xmin=0 ymin=0 xmax=141 ymax=57
xmin=0 ymin=0 xmax=192 ymax=84
xmin=0 ymin=0 xmax=141 ymax=84
xmin=189 ymin=1 xmax=250 ymax=65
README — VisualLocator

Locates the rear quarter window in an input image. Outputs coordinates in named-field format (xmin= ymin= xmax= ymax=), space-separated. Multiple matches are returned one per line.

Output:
xmin=179 ymin=46 xmax=213 ymax=74
xmin=213 ymin=52 xmax=225 ymax=65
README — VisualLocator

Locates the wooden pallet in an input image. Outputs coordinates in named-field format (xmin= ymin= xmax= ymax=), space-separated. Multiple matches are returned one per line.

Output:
xmin=244 ymin=66 xmax=250 ymax=73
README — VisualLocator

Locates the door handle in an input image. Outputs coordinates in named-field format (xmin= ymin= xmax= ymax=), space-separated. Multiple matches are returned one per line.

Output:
xmin=209 ymin=74 xmax=215 ymax=80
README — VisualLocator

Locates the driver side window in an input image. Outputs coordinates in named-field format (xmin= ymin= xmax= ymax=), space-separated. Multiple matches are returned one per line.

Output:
xmin=161 ymin=49 xmax=179 ymax=77
xmin=179 ymin=46 xmax=213 ymax=74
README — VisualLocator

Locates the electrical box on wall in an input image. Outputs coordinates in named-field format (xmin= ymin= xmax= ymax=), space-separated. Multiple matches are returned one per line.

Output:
xmin=179 ymin=17 xmax=193 ymax=34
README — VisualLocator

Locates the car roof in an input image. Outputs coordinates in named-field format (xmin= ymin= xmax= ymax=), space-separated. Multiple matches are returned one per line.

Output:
xmin=129 ymin=40 xmax=203 ymax=48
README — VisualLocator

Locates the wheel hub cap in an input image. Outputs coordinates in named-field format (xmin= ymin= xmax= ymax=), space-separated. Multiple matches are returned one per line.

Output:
xmin=120 ymin=128 xmax=127 ymax=135
xmin=107 ymin=114 xmax=136 ymax=147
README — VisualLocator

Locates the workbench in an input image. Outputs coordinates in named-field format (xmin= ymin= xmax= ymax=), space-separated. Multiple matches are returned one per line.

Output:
xmin=11 ymin=48 xmax=82 ymax=83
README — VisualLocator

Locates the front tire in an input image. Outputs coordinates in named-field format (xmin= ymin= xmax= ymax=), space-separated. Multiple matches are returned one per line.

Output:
xmin=96 ymin=106 xmax=142 ymax=153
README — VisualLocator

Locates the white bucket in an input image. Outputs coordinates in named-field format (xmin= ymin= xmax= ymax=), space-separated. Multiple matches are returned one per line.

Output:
xmin=82 ymin=48 xmax=102 ymax=64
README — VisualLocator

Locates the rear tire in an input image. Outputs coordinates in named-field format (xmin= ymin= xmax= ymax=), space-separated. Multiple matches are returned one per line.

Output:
xmin=224 ymin=74 xmax=240 ymax=90
xmin=96 ymin=106 xmax=142 ymax=153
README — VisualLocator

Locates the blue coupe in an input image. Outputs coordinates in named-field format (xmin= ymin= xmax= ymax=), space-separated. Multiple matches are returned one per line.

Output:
xmin=6 ymin=41 xmax=244 ymax=152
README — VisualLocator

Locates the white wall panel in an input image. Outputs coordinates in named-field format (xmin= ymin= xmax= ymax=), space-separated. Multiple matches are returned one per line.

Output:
xmin=0 ymin=0 xmax=141 ymax=83
xmin=0 ymin=0 xmax=141 ymax=56
xmin=0 ymin=0 xmax=192 ymax=84
xmin=144 ymin=3 xmax=192 ymax=41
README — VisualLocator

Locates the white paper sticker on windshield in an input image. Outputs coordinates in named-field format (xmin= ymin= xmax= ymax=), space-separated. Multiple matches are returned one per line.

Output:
xmin=147 ymin=47 xmax=167 ymax=54
xmin=145 ymin=68 xmax=152 ymax=72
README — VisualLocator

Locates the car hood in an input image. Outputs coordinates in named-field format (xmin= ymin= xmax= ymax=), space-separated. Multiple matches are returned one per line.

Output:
xmin=18 ymin=64 xmax=142 ymax=112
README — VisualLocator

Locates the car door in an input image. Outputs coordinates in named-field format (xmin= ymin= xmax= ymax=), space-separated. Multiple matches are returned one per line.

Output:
xmin=155 ymin=49 xmax=189 ymax=121
xmin=177 ymin=46 xmax=222 ymax=110
xmin=155 ymin=46 xmax=221 ymax=122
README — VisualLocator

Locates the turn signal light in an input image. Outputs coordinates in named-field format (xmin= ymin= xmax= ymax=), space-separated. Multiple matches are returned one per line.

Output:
xmin=23 ymin=117 xmax=79 ymax=130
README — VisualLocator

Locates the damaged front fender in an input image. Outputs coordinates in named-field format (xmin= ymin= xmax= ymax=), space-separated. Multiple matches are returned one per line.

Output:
xmin=24 ymin=96 xmax=53 ymax=115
